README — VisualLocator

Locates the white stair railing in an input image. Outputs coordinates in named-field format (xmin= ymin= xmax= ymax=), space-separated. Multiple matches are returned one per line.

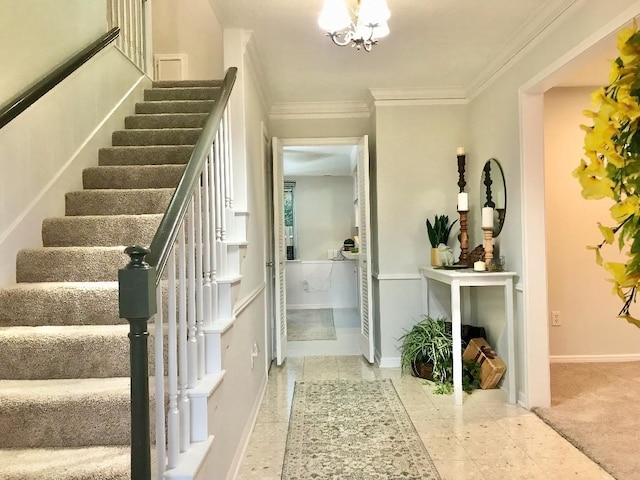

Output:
xmin=107 ymin=0 xmax=149 ymax=72
xmin=119 ymin=68 xmax=236 ymax=480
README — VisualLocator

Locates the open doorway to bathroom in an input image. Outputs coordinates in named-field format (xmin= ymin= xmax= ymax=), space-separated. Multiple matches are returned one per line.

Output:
xmin=282 ymin=142 xmax=361 ymax=357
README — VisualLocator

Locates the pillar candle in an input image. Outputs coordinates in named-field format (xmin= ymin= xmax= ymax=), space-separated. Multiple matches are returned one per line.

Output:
xmin=456 ymin=146 xmax=465 ymax=156
xmin=474 ymin=261 xmax=486 ymax=271
xmin=457 ymin=192 xmax=468 ymax=211
xmin=482 ymin=207 xmax=494 ymax=229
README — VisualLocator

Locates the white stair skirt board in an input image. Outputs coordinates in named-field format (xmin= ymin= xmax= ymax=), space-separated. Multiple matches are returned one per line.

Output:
xmin=164 ymin=435 xmax=214 ymax=480
xmin=217 ymin=276 xmax=242 ymax=320
xmin=549 ymin=354 xmax=640 ymax=363
xmin=228 ymin=210 xmax=249 ymax=242
xmin=225 ymin=242 xmax=248 ymax=277
xmin=187 ymin=372 xmax=225 ymax=443
xmin=204 ymin=318 xmax=235 ymax=374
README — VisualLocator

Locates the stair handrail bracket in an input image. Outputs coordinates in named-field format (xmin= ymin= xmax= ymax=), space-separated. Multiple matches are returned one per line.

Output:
xmin=118 ymin=67 xmax=237 ymax=480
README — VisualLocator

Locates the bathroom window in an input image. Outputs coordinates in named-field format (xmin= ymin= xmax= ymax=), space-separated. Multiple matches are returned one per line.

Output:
xmin=284 ymin=181 xmax=296 ymax=260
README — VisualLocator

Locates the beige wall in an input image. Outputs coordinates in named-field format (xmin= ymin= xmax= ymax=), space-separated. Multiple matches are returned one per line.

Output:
xmin=269 ymin=116 xmax=370 ymax=139
xmin=544 ymin=87 xmax=640 ymax=357
xmin=152 ymin=0 xmax=224 ymax=80
xmin=0 ymin=1 xmax=107 ymax=105
xmin=285 ymin=175 xmax=354 ymax=261
xmin=0 ymin=46 xmax=146 ymax=285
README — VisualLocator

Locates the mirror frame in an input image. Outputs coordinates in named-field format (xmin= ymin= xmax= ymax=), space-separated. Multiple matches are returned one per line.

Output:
xmin=481 ymin=158 xmax=507 ymax=236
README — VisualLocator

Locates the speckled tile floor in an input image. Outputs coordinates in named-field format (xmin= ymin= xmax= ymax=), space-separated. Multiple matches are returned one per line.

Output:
xmin=235 ymin=356 xmax=614 ymax=480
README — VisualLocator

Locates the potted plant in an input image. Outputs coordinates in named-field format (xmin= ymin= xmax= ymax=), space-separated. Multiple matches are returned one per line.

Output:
xmin=399 ymin=315 xmax=482 ymax=394
xmin=399 ymin=315 xmax=452 ymax=383
xmin=426 ymin=215 xmax=457 ymax=266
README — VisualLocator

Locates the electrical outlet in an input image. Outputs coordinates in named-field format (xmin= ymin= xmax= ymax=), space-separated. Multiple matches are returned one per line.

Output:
xmin=250 ymin=341 xmax=259 ymax=368
xmin=303 ymin=280 xmax=309 ymax=291
xmin=551 ymin=311 xmax=561 ymax=326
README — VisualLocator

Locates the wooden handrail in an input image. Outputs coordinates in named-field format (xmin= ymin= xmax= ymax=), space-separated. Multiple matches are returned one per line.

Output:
xmin=145 ymin=67 xmax=237 ymax=280
xmin=0 ymin=27 xmax=120 ymax=129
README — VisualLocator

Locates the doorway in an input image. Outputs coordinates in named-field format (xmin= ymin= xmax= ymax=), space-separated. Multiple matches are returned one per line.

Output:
xmin=271 ymin=136 xmax=374 ymax=364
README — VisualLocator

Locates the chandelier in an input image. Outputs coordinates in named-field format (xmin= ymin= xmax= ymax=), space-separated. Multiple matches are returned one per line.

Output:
xmin=318 ymin=0 xmax=390 ymax=52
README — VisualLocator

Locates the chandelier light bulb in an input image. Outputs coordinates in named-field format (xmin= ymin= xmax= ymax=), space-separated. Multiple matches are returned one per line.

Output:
xmin=319 ymin=0 xmax=351 ymax=33
xmin=357 ymin=0 xmax=390 ymax=25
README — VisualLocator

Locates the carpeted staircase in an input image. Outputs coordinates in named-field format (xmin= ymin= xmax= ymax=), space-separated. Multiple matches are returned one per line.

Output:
xmin=0 ymin=80 xmax=222 ymax=479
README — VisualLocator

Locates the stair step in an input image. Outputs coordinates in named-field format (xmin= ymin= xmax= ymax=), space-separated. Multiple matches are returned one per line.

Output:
xmin=0 ymin=282 xmax=120 ymax=327
xmin=144 ymin=87 xmax=219 ymax=101
xmin=153 ymin=79 xmax=222 ymax=88
xmin=125 ymin=113 xmax=208 ymax=129
xmin=135 ymin=100 xmax=215 ymax=114
xmin=83 ymin=165 xmax=185 ymax=189
xmin=99 ymin=145 xmax=193 ymax=166
xmin=66 ymin=189 xmax=174 ymax=216
xmin=16 ymin=247 xmax=128 ymax=283
xmin=112 ymin=128 xmax=201 ymax=146
xmin=0 ymin=325 xmax=131 ymax=380
xmin=0 ymin=377 xmax=137 ymax=448
xmin=42 ymin=214 xmax=162 ymax=247
xmin=0 ymin=446 xmax=129 ymax=480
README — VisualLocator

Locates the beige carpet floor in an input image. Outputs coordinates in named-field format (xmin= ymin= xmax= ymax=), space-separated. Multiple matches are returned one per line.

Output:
xmin=287 ymin=308 xmax=337 ymax=341
xmin=533 ymin=362 xmax=640 ymax=480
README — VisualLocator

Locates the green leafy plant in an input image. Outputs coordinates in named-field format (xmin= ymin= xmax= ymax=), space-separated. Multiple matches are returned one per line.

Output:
xmin=426 ymin=215 xmax=458 ymax=248
xmin=432 ymin=360 xmax=481 ymax=395
xmin=398 ymin=316 xmax=452 ymax=384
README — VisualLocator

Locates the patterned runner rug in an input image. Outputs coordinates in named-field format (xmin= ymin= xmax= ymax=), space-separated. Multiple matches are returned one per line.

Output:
xmin=281 ymin=379 xmax=441 ymax=480
xmin=287 ymin=308 xmax=337 ymax=341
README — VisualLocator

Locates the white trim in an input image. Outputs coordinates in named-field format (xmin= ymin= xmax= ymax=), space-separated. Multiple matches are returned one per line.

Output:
xmin=370 ymin=87 xmax=467 ymax=107
xmin=164 ymin=435 xmax=214 ymax=480
xmin=270 ymin=101 xmax=370 ymax=120
xmin=187 ymin=371 xmax=225 ymax=398
xmin=373 ymin=273 xmax=422 ymax=281
xmin=378 ymin=356 xmax=401 ymax=369
xmin=467 ymin=0 xmax=583 ymax=100
xmin=0 ymin=73 xmax=147 ymax=245
xmin=518 ymin=391 xmax=528 ymax=409
xmin=234 ymin=282 xmax=266 ymax=317
xmin=515 ymin=283 xmax=524 ymax=292
xmin=550 ymin=354 xmax=640 ymax=363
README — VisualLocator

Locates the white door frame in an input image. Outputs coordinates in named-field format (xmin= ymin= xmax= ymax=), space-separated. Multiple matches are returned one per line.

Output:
xmin=519 ymin=7 xmax=640 ymax=408
xmin=274 ymin=136 xmax=366 ymax=353
xmin=261 ymin=122 xmax=276 ymax=371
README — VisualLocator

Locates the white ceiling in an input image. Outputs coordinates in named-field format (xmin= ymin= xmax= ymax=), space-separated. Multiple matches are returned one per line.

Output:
xmin=283 ymin=145 xmax=355 ymax=176
xmin=209 ymin=0 xmax=583 ymax=105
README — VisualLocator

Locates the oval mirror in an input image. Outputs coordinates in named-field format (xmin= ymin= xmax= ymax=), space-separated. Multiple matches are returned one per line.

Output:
xmin=480 ymin=158 xmax=507 ymax=236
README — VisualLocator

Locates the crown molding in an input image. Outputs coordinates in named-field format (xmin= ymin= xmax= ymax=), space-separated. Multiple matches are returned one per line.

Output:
xmin=466 ymin=0 xmax=584 ymax=101
xmin=369 ymin=87 xmax=467 ymax=107
xmin=269 ymin=101 xmax=371 ymax=120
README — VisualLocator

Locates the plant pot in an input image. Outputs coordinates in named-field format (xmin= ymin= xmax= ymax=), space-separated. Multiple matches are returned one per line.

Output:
xmin=430 ymin=247 xmax=440 ymax=267
xmin=411 ymin=360 xmax=434 ymax=380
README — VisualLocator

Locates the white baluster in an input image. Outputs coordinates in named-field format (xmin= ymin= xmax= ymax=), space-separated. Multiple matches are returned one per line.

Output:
xmin=224 ymin=107 xmax=233 ymax=209
xmin=187 ymin=198 xmax=197 ymax=389
xmin=202 ymin=157 xmax=213 ymax=327
xmin=178 ymin=226 xmax=191 ymax=452
xmin=209 ymin=146 xmax=218 ymax=320
xmin=166 ymin=249 xmax=179 ymax=468
xmin=154 ymin=284 xmax=166 ymax=479
xmin=195 ymin=180 xmax=205 ymax=379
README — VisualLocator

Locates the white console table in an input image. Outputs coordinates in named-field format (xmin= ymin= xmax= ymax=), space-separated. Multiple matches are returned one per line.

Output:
xmin=418 ymin=266 xmax=516 ymax=405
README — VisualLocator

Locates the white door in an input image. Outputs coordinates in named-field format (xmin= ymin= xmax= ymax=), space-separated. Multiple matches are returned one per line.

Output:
xmin=263 ymin=128 xmax=276 ymax=369
xmin=272 ymin=137 xmax=287 ymax=365
xmin=357 ymin=135 xmax=374 ymax=363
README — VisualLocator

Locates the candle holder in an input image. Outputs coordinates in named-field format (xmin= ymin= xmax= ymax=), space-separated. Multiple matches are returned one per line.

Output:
xmin=483 ymin=226 xmax=493 ymax=269
xmin=456 ymin=210 xmax=469 ymax=266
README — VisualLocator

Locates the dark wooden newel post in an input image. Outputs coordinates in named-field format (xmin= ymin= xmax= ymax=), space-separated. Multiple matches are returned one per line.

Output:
xmin=118 ymin=245 xmax=157 ymax=480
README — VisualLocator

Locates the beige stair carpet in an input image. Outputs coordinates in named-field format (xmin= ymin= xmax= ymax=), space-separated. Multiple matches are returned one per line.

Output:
xmin=0 ymin=79 xmax=221 ymax=479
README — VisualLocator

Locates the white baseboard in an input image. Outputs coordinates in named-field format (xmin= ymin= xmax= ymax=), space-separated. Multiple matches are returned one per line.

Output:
xmin=549 ymin=353 xmax=640 ymax=363
xmin=378 ymin=356 xmax=401 ymax=369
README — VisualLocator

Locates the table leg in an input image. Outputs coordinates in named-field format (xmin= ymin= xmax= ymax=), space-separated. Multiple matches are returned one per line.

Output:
xmin=421 ymin=274 xmax=430 ymax=316
xmin=451 ymin=279 xmax=462 ymax=405
xmin=505 ymin=278 xmax=516 ymax=404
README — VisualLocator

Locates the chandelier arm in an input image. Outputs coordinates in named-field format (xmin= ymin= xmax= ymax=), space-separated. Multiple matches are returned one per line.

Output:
xmin=328 ymin=30 xmax=352 ymax=47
